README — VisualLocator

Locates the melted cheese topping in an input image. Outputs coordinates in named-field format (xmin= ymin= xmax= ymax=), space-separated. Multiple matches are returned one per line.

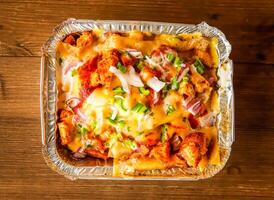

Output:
xmin=56 ymin=29 xmax=221 ymax=177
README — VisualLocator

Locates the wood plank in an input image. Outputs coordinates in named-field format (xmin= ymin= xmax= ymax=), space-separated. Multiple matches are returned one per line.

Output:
xmin=0 ymin=1 xmax=273 ymax=64
xmin=0 ymin=57 xmax=273 ymax=199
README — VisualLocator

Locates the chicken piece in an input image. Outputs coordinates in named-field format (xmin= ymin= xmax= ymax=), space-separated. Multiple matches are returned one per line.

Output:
xmin=195 ymin=50 xmax=214 ymax=68
xmin=85 ymin=149 xmax=108 ymax=160
xmin=149 ymin=142 xmax=170 ymax=162
xmin=85 ymin=138 xmax=108 ymax=160
xmin=130 ymin=145 xmax=150 ymax=158
xmin=76 ymin=31 xmax=94 ymax=48
xmin=193 ymin=38 xmax=210 ymax=51
xmin=190 ymin=65 xmax=211 ymax=94
xmin=170 ymin=134 xmax=182 ymax=153
xmin=178 ymin=132 xmax=208 ymax=167
xmin=58 ymin=109 xmax=75 ymax=145
xmin=59 ymin=109 xmax=73 ymax=121
xmin=96 ymin=49 xmax=120 ymax=88
xmin=176 ymin=37 xmax=209 ymax=52
xmin=77 ymin=55 xmax=100 ymax=98
xmin=120 ymin=53 xmax=137 ymax=66
xmin=128 ymin=30 xmax=144 ymax=40
xmin=63 ymin=35 xmax=76 ymax=46
xmin=136 ymin=131 xmax=160 ymax=146
xmin=58 ymin=122 xmax=74 ymax=145
xmin=152 ymin=45 xmax=178 ymax=57
xmin=169 ymin=154 xmax=188 ymax=168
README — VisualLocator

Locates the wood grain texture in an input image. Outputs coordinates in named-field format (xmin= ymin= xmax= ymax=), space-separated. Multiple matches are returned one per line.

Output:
xmin=0 ymin=1 xmax=274 ymax=199
xmin=0 ymin=0 xmax=274 ymax=64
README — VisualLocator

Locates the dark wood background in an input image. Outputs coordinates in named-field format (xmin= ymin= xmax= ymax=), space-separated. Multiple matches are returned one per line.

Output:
xmin=0 ymin=0 xmax=273 ymax=199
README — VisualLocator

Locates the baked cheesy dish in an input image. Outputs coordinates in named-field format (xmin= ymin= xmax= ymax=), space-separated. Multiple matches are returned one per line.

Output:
xmin=56 ymin=29 xmax=221 ymax=176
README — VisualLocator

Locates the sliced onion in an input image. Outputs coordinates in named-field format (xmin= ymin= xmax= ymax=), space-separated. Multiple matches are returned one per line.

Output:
xmin=126 ymin=49 xmax=143 ymax=59
xmin=66 ymin=97 xmax=81 ymax=109
xmin=110 ymin=106 xmax=118 ymax=120
xmin=147 ymin=76 xmax=166 ymax=92
xmin=177 ymin=67 xmax=189 ymax=82
xmin=170 ymin=135 xmax=182 ymax=152
xmin=109 ymin=66 xmax=130 ymax=94
xmin=181 ymin=63 xmax=186 ymax=68
xmin=160 ymin=52 xmax=169 ymax=66
xmin=126 ymin=66 xmax=144 ymax=87
xmin=198 ymin=113 xmax=215 ymax=127
xmin=153 ymin=90 xmax=159 ymax=104
xmin=73 ymin=147 xmax=86 ymax=159
xmin=145 ymin=56 xmax=165 ymax=73
xmin=182 ymin=96 xmax=191 ymax=107
xmin=113 ymin=95 xmax=125 ymax=100
xmin=73 ymin=108 xmax=88 ymax=124
xmin=186 ymin=99 xmax=202 ymax=116
xmin=63 ymin=59 xmax=83 ymax=75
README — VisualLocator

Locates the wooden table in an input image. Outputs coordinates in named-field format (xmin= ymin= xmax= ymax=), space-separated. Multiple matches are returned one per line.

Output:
xmin=0 ymin=0 xmax=273 ymax=199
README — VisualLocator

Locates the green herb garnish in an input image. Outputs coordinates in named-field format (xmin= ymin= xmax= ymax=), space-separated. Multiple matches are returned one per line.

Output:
xmin=183 ymin=76 xmax=189 ymax=83
xmin=161 ymin=84 xmax=170 ymax=98
xmin=166 ymin=105 xmax=175 ymax=115
xmin=139 ymin=87 xmax=150 ymax=96
xmin=136 ymin=60 xmax=144 ymax=70
xmin=118 ymin=120 xmax=126 ymax=128
xmin=167 ymin=53 xmax=175 ymax=62
xmin=108 ymin=117 xmax=117 ymax=125
xmin=117 ymin=62 xmax=127 ymax=73
xmin=160 ymin=124 xmax=168 ymax=143
xmin=71 ymin=69 xmax=77 ymax=77
xmin=174 ymin=57 xmax=183 ymax=69
xmin=171 ymin=77 xmax=179 ymax=90
xmin=194 ymin=59 xmax=205 ymax=74
xmin=91 ymin=121 xmax=97 ymax=130
xmin=123 ymin=139 xmax=138 ymax=150
xmin=113 ymin=86 xmax=125 ymax=95
xmin=77 ymin=124 xmax=88 ymax=136
xmin=114 ymin=97 xmax=127 ymax=111
xmin=132 ymin=103 xmax=148 ymax=113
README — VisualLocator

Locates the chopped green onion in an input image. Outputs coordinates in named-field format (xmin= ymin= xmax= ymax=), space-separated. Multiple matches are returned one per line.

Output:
xmin=113 ymin=86 xmax=125 ymax=95
xmin=167 ymin=53 xmax=175 ymax=62
xmin=123 ymin=139 xmax=138 ymax=150
xmin=137 ymin=131 xmax=144 ymax=135
xmin=71 ymin=69 xmax=77 ymax=77
xmin=108 ymin=117 xmax=117 ymax=125
xmin=174 ymin=57 xmax=183 ymax=69
xmin=139 ymin=87 xmax=150 ymax=96
xmin=161 ymin=84 xmax=170 ymax=98
xmin=136 ymin=60 xmax=144 ymax=70
xmin=132 ymin=103 xmax=148 ymax=113
xmin=91 ymin=121 xmax=97 ymax=130
xmin=166 ymin=105 xmax=175 ymax=115
xmin=77 ymin=124 xmax=88 ymax=136
xmin=160 ymin=124 xmax=168 ymax=143
xmin=194 ymin=59 xmax=205 ymax=74
xmin=117 ymin=62 xmax=127 ymax=73
xmin=115 ymin=98 xmax=127 ymax=111
xmin=171 ymin=78 xmax=179 ymax=90
xmin=108 ymin=115 xmax=125 ymax=128
xmin=183 ymin=76 xmax=189 ymax=83
xmin=118 ymin=120 xmax=126 ymax=128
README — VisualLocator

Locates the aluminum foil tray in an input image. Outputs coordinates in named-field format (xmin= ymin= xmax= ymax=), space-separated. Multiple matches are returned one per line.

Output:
xmin=41 ymin=19 xmax=234 ymax=180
